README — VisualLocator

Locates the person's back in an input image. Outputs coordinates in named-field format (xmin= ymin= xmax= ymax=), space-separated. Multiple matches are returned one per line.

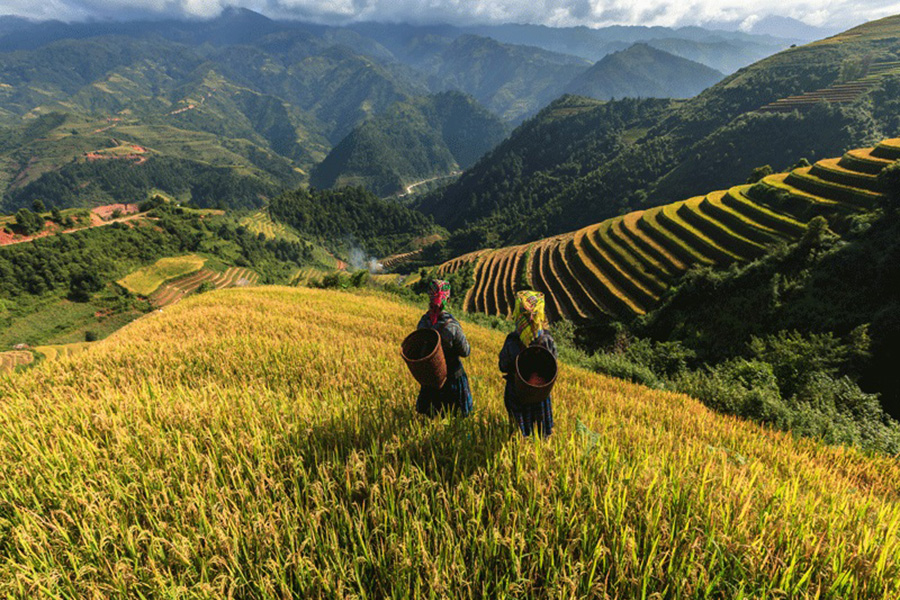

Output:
xmin=414 ymin=280 xmax=473 ymax=417
xmin=417 ymin=310 xmax=470 ymax=379
xmin=499 ymin=291 xmax=557 ymax=437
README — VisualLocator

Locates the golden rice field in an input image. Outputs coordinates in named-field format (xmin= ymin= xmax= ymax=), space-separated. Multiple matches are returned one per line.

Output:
xmin=0 ymin=350 xmax=33 ymax=373
xmin=117 ymin=254 xmax=207 ymax=296
xmin=0 ymin=286 xmax=898 ymax=598
xmin=149 ymin=266 xmax=259 ymax=308
xmin=32 ymin=342 xmax=94 ymax=362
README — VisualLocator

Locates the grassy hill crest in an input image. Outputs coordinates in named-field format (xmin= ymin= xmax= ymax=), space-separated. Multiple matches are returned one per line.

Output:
xmin=0 ymin=285 xmax=898 ymax=596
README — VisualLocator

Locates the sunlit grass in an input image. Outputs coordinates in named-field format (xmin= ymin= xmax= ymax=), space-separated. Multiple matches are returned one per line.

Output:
xmin=0 ymin=286 xmax=898 ymax=598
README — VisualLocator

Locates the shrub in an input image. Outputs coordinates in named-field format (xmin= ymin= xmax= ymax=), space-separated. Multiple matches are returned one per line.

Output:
xmin=674 ymin=359 xmax=787 ymax=422
xmin=197 ymin=282 xmax=215 ymax=294
xmin=84 ymin=330 xmax=98 ymax=342
xmin=14 ymin=208 xmax=43 ymax=236
xmin=747 ymin=330 xmax=847 ymax=398
xmin=350 ymin=270 xmax=370 ymax=288
xmin=588 ymin=352 xmax=661 ymax=388
xmin=68 ymin=270 xmax=104 ymax=302
xmin=747 ymin=165 xmax=773 ymax=184
xmin=139 ymin=195 xmax=166 ymax=212
xmin=318 ymin=272 xmax=349 ymax=289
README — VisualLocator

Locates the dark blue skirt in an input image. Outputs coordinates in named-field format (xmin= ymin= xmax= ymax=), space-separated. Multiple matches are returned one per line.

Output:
xmin=504 ymin=379 xmax=553 ymax=437
xmin=416 ymin=371 xmax=473 ymax=417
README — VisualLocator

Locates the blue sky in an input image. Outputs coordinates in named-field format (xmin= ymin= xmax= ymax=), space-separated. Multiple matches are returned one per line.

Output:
xmin=2 ymin=0 xmax=899 ymax=29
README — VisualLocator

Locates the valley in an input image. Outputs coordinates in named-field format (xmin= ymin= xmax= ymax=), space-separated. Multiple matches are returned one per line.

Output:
xmin=0 ymin=6 xmax=899 ymax=597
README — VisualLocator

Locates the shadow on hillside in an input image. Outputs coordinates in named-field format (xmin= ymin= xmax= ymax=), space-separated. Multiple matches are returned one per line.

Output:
xmin=296 ymin=403 xmax=512 ymax=486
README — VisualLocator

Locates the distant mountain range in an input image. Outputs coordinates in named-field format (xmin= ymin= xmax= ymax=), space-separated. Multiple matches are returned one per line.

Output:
xmin=565 ymin=44 xmax=723 ymax=100
xmin=417 ymin=15 xmax=900 ymax=252
xmin=0 ymin=9 xmax=794 ymax=209
xmin=706 ymin=15 xmax=842 ymax=42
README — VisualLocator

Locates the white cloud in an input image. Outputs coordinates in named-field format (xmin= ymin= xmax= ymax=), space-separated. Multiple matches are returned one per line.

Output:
xmin=1 ymin=0 xmax=899 ymax=29
xmin=739 ymin=15 xmax=761 ymax=32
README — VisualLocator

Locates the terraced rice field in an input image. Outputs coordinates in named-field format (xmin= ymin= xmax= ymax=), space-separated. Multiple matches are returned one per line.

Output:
xmin=290 ymin=267 xmax=334 ymax=286
xmin=758 ymin=61 xmax=900 ymax=113
xmin=150 ymin=267 xmax=259 ymax=308
xmin=436 ymin=140 xmax=895 ymax=322
xmin=381 ymin=249 xmax=424 ymax=270
xmin=118 ymin=255 xmax=207 ymax=296
xmin=33 ymin=342 xmax=93 ymax=362
xmin=240 ymin=210 xmax=300 ymax=242
xmin=0 ymin=351 xmax=33 ymax=373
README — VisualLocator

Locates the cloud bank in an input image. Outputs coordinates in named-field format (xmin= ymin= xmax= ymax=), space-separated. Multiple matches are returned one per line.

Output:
xmin=2 ymin=0 xmax=899 ymax=29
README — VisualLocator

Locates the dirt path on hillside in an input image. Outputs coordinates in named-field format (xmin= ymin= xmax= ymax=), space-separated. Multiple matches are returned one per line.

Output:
xmin=1 ymin=212 xmax=148 ymax=247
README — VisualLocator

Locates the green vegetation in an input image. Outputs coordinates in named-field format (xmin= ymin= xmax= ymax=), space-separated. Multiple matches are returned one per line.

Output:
xmin=0 ymin=205 xmax=315 ymax=348
xmin=880 ymin=160 xmax=900 ymax=208
xmin=5 ymin=156 xmax=282 ymax=212
xmin=117 ymin=254 xmax=206 ymax=296
xmin=269 ymin=186 xmax=438 ymax=257
xmin=13 ymin=207 xmax=43 ymax=235
xmin=417 ymin=95 xmax=678 ymax=256
xmin=310 ymin=92 xmax=507 ymax=197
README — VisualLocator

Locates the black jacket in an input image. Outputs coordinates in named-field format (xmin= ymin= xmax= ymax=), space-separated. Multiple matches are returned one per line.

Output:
xmin=417 ymin=311 xmax=471 ymax=378
xmin=499 ymin=330 xmax=558 ymax=389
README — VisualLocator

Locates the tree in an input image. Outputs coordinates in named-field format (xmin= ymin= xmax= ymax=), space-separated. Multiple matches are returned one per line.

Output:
xmin=14 ymin=208 xmax=43 ymax=236
xmin=32 ymin=199 xmax=46 ymax=213
xmin=68 ymin=270 xmax=104 ymax=302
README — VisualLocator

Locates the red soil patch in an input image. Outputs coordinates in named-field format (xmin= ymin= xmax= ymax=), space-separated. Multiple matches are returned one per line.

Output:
xmin=84 ymin=151 xmax=147 ymax=165
xmin=0 ymin=221 xmax=60 ymax=246
xmin=92 ymin=203 xmax=140 ymax=221
xmin=0 ymin=213 xmax=146 ymax=247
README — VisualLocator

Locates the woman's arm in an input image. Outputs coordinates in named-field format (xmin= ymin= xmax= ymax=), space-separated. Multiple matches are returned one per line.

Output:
xmin=446 ymin=320 xmax=471 ymax=358
xmin=498 ymin=334 xmax=517 ymax=374
xmin=539 ymin=332 xmax=559 ymax=359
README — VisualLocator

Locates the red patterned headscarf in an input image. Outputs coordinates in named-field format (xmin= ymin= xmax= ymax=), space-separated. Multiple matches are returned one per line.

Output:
xmin=428 ymin=279 xmax=451 ymax=325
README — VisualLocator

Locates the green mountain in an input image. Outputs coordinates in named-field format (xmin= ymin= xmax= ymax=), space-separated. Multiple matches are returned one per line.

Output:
xmin=419 ymin=15 xmax=900 ymax=255
xmin=413 ymin=34 xmax=591 ymax=122
xmin=0 ymin=29 xmax=421 ymax=211
xmin=269 ymin=186 xmax=439 ymax=257
xmin=310 ymin=92 xmax=507 ymax=197
xmin=0 ymin=11 xmax=799 ymax=212
xmin=565 ymin=44 xmax=724 ymax=100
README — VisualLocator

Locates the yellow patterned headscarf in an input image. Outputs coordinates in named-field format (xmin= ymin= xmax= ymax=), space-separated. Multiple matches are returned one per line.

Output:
xmin=513 ymin=290 xmax=546 ymax=346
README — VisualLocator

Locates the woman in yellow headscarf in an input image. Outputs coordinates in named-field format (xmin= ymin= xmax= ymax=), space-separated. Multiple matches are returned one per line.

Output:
xmin=498 ymin=290 xmax=558 ymax=437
